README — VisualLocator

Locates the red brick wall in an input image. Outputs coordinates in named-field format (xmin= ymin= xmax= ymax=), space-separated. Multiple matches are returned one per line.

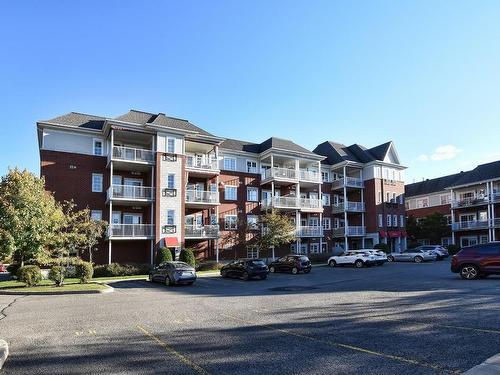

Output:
xmin=406 ymin=204 xmax=451 ymax=219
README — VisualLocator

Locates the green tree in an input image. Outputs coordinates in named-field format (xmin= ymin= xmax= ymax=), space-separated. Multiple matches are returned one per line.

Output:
xmin=405 ymin=215 xmax=421 ymax=244
xmin=156 ymin=247 xmax=173 ymax=264
xmin=180 ymin=248 xmax=196 ymax=267
xmin=258 ymin=210 xmax=296 ymax=259
xmin=419 ymin=213 xmax=451 ymax=244
xmin=0 ymin=169 xmax=64 ymax=266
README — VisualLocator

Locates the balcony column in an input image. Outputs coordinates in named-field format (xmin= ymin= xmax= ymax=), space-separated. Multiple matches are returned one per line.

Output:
xmin=343 ymin=165 xmax=348 ymax=238
xmin=150 ymin=240 xmax=154 ymax=265
xmin=361 ymin=170 xmax=365 ymax=248
xmin=450 ymin=188 xmax=456 ymax=245
xmin=109 ymin=152 xmax=114 ymax=265
xmin=296 ymin=182 xmax=300 ymax=207
xmin=319 ymin=211 xmax=323 ymax=253
xmin=296 ymin=210 xmax=300 ymax=252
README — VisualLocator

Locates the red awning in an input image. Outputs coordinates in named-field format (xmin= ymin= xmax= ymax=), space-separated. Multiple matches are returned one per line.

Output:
xmin=388 ymin=231 xmax=401 ymax=238
xmin=401 ymin=230 xmax=407 ymax=237
xmin=379 ymin=230 xmax=387 ymax=238
xmin=165 ymin=237 xmax=179 ymax=247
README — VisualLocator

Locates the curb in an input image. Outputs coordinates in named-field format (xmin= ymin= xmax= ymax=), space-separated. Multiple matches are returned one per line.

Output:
xmin=465 ymin=353 xmax=500 ymax=374
xmin=0 ymin=339 xmax=8 ymax=370
xmin=196 ymin=272 xmax=220 ymax=278
xmin=0 ymin=284 xmax=114 ymax=296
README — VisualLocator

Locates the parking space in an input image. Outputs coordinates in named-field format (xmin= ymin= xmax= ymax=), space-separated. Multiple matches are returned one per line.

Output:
xmin=1 ymin=261 xmax=499 ymax=374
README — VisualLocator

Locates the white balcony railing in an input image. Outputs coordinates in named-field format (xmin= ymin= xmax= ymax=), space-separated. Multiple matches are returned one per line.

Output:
xmin=490 ymin=192 xmax=500 ymax=203
xmin=451 ymin=196 xmax=489 ymax=208
xmin=331 ymin=177 xmax=364 ymax=190
xmin=331 ymin=226 xmax=366 ymax=237
xmin=262 ymin=167 xmax=297 ymax=181
xmin=262 ymin=196 xmax=323 ymax=210
xmin=452 ymin=220 xmax=489 ymax=230
xmin=185 ymin=225 xmax=219 ymax=238
xmin=186 ymin=156 xmax=219 ymax=171
xmin=185 ymin=190 xmax=219 ymax=204
xmin=108 ymin=224 xmax=154 ymax=238
xmin=299 ymin=169 xmax=321 ymax=183
xmin=111 ymin=146 xmax=155 ymax=163
xmin=297 ymin=226 xmax=323 ymax=237
xmin=299 ymin=197 xmax=323 ymax=210
xmin=107 ymin=185 xmax=154 ymax=201
xmin=331 ymin=201 xmax=365 ymax=213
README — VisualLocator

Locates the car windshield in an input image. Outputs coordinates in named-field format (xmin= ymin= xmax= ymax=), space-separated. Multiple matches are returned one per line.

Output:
xmin=172 ymin=262 xmax=191 ymax=268
xmin=249 ymin=260 xmax=266 ymax=266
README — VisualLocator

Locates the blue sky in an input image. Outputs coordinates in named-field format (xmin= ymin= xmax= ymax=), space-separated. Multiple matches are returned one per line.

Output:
xmin=1 ymin=0 xmax=499 ymax=183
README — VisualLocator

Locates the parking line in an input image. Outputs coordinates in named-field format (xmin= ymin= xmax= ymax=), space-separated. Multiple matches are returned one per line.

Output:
xmin=440 ymin=324 xmax=500 ymax=335
xmin=136 ymin=325 xmax=211 ymax=375
xmin=221 ymin=314 xmax=462 ymax=374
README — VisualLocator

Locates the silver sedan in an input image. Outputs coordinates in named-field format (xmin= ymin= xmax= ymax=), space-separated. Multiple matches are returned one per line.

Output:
xmin=387 ymin=248 xmax=437 ymax=263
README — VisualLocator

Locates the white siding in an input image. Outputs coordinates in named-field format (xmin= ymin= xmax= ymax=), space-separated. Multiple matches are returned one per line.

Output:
xmin=158 ymin=156 xmax=183 ymax=246
xmin=156 ymin=132 xmax=184 ymax=154
xmin=42 ymin=129 xmax=106 ymax=156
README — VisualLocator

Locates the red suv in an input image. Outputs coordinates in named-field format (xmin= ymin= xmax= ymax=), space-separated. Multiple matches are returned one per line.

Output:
xmin=451 ymin=242 xmax=500 ymax=279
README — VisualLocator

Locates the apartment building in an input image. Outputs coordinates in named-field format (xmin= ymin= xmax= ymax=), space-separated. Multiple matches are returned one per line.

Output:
xmin=37 ymin=109 xmax=407 ymax=264
xmin=405 ymin=160 xmax=500 ymax=247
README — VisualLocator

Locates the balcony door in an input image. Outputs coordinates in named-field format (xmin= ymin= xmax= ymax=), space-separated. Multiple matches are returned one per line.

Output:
xmin=309 ymin=217 xmax=319 ymax=227
xmin=112 ymin=211 xmax=121 ymax=224
xmin=123 ymin=213 xmax=142 ymax=225
xmin=124 ymin=178 xmax=143 ymax=199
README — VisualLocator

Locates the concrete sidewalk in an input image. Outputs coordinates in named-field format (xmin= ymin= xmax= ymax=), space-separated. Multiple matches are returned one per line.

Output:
xmin=465 ymin=354 xmax=500 ymax=374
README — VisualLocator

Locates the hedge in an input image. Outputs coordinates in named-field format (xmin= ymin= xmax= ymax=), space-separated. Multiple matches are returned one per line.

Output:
xmin=17 ymin=265 xmax=42 ymax=287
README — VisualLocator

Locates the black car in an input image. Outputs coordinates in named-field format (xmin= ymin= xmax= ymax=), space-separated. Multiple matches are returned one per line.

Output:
xmin=220 ymin=259 xmax=268 ymax=280
xmin=268 ymin=255 xmax=312 ymax=274
xmin=149 ymin=261 xmax=197 ymax=286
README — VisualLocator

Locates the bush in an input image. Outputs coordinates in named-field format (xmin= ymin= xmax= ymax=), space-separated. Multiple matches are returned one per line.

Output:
xmin=374 ymin=243 xmax=390 ymax=253
xmin=6 ymin=263 xmax=21 ymax=279
xmin=93 ymin=263 xmax=151 ymax=278
xmin=447 ymin=244 xmax=461 ymax=255
xmin=48 ymin=265 xmax=65 ymax=286
xmin=156 ymin=247 xmax=173 ymax=265
xmin=17 ymin=265 xmax=42 ymax=287
xmin=179 ymin=248 xmax=196 ymax=267
xmin=307 ymin=253 xmax=332 ymax=264
xmin=75 ymin=261 xmax=93 ymax=283
xmin=196 ymin=261 xmax=224 ymax=272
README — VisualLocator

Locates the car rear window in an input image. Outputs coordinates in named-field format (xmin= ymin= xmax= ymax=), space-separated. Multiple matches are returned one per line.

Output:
xmin=173 ymin=262 xmax=191 ymax=268
xmin=299 ymin=256 xmax=309 ymax=262
xmin=250 ymin=260 xmax=266 ymax=266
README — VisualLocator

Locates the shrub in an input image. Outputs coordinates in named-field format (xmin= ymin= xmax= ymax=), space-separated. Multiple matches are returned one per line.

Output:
xmin=179 ymin=248 xmax=196 ymax=267
xmin=17 ymin=265 xmax=42 ymax=287
xmin=447 ymin=244 xmax=461 ymax=256
xmin=93 ymin=263 xmax=151 ymax=278
xmin=75 ymin=261 xmax=93 ymax=283
xmin=48 ymin=265 xmax=65 ymax=286
xmin=6 ymin=263 xmax=21 ymax=279
xmin=196 ymin=261 xmax=224 ymax=272
xmin=307 ymin=253 xmax=331 ymax=264
xmin=374 ymin=243 xmax=390 ymax=253
xmin=156 ymin=247 xmax=173 ymax=265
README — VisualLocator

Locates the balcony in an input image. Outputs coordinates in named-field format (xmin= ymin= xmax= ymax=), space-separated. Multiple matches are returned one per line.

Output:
xmin=299 ymin=169 xmax=321 ymax=183
xmin=107 ymin=185 xmax=154 ymax=204
xmin=452 ymin=220 xmax=489 ymax=231
xmin=297 ymin=226 xmax=323 ymax=237
xmin=108 ymin=224 xmax=154 ymax=239
xmin=262 ymin=196 xmax=322 ymax=211
xmin=186 ymin=156 xmax=219 ymax=176
xmin=490 ymin=192 xmax=500 ymax=203
xmin=493 ymin=218 xmax=500 ymax=227
xmin=451 ymin=196 xmax=489 ymax=209
xmin=185 ymin=225 xmax=219 ymax=239
xmin=299 ymin=197 xmax=323 ymax=212
xmin=331 ymin=177 xmax=364 ymax=190
xmin=111 ymin=146 xmax=155 ymax=164
xmin=331 ymin=201 xmax=365 ymax=213
xmin=185 ymin=190 xmax=219 ymax=207
xmin=332 ymin=226 xmax=366 ymax=237
xmin=261 ymin=167 xmax=297 ymax=183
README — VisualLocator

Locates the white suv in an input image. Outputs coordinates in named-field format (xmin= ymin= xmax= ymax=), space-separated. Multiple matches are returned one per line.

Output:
xmin=419 ymin=245 xmax=449 ymax=260
xmin=328 ymin=251 xmax=377 ymax=268
xmin=349 ymin=249 xmax=387 ymax=265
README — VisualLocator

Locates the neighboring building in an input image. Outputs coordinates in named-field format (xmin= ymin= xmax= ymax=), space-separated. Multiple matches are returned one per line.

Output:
xmin=405 ymin=160 xmax=500 ymax=247
xmin=37 ymin=109 xmax=407 ymax=264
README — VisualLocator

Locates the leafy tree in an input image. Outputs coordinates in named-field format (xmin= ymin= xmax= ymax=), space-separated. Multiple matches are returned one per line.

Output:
xmin=156 ymin=247 xmax=173 ymax=265
xmin=219 ymin=215 xmax=255 ymax=259
xmin=48 ymin=265 xmax=65 ymax=286
xmin=257 ymin=210 xmax=296 ymax=259
xmin=180 ymin=248 xmax=196 ymax=267
xmin=0 ymin=169 xmax=64 ymax=266
xmin=406 ymin=213 xmax=450 ymax=245
xmin=405 ymin=215 xmax=421 ymax=243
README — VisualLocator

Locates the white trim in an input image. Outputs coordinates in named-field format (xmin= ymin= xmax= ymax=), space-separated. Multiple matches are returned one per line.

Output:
xmin=92 ymin=173 xmax=103 ymax=192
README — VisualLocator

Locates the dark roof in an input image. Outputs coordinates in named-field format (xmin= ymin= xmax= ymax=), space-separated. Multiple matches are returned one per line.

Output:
xmin=220 ymin=136 xmax=319 ymax=156
xmin=449 ymin=160 xmax=500 ymax=187
xmin=148 ymin=113 xmax=214 ymax=136
xmin=43 ymin=112 xmax=107 ymax=130
xmin=114 ymin=110 xmax=155 ymax=124
xmin=313 ymin=140 xmax=394 ymax=165
xmin=405 ymin=172 xmax=464 ymax=197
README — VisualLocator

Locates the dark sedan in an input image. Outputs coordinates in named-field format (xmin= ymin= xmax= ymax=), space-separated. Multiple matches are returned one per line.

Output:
xmin=149 ymin=261 xmax=197 ymax=286
xmin=220 ymin=259 xmax=268 ymax=280
xmin=268 ymin=255 xmax=312 ymax=274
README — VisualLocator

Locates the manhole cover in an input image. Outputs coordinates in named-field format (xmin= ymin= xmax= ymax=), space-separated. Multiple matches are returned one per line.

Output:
xmin=269 ymin=286 xmax=319 ymax=292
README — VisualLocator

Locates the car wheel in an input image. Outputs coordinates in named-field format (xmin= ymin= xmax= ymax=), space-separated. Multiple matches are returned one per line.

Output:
xmin=291 ymin=267 xmax=298 ymax=275
xmin=164 ymin=276 xmax=172 ymax=286
xmin=414 ymin=256 xmax=423 ymax=263
xmin=387 ymin=255 xmax=394 ymax=262
xmin=260 ymin=274 xmax=267 ymax=280
xmin=354 ymin=260 xmax=364 ymax=268
xmin=328 ymin=260 xmax=336 ymax=267
xmin=303 ymin=269 xmax=311 ymax=274
xmin=221 ymin=270 xmax=227 ymax=278
xmin=241 ymin=271 xmax=250 ymax=281
xmin=269 ymin=266 xmax=276 ymax=273
xmin=460 ymin=265 xmax=479 ymax=280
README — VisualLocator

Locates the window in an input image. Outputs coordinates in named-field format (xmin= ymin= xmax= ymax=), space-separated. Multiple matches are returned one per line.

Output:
xmin=444 ymin=215 xmax=452 ymax=225
xmin=391 ymin=192 xmax=396 ymax=203
xmin=246 ymin=160 xmax=257 ymax=173
xmin=247 ymin=215 xmax=259 ymax=229
xmin=166 ymin=138 xmax=175 ymax=153
xmin=247 ymin=246 xmax=259 ymax=259
xmin=225 ymin=186 xmax=237 ymax=200
xmin=167 ymin=174 xmax=175 ymax=189
xmin=322 ymin=217 xmax=331 ymax=230
xmin=386 ymin=192 xmax=390 ymax=203
xmin=378 ymin=214 xmax=383 ymax=228
xmin=322 ymin=193 xmax=330 ymax=206
xmin=440 ymin=194 xmax=450 ymax=205
xmin=400 ymin=215 xmax=404 ymax=227
xmin=461 ymin=236 xmax=477 ymax=247
xmin=386 ymin=215 xmax=392 ymax=227
xmin=399 ymin=194 xmax=404 ymax=205
xmin=247 ymin=187 xmax=258 ymax=201
xmin=93 ymin=139 xmax=103 ymax=156
xmin=167 ymin=210 xmax=175 ymax=225
xmin=321 ymin=171 xmax=330 ymax=182
xmin=223 ymin=157 xmax=236 ymax=171
xmin=416 ymin=198 xmax=429 ymax=208
xmin=377 ymin=191 xmax=382 ymax=204
xmin=91 ymin=210 xmax=102 ymax=221
xmin=309 ymin=243 xmax=320 ymax=254
xmin=92 ymin=173 xmax=103 ymax=192
xmin=393 ymin=215 xmax=398 ymax=227
xmin=441 ymin=237 xmax=452 ymax=246
xmin=480 ymin=235 xmax=489 ymax=244
xmin=225 ymin=215 xmax=237 ymax=230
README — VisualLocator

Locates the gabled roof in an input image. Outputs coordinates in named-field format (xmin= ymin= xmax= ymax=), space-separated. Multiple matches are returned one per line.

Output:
xmin=43 ymin=112 xmax=107 ymax=130
xmin=313 ymin=140 xmax=396 ymax=165
xmin=114 ymin=109 xmax=155 ymax=124
xmin=220 ymin=136 xmax=319 ymax=157
xmin=405 ymin=172 xmax=464 ymax=197
xmin=219 ymin=138 xmax=261 ymax=153
xmin=449 ymin=160 xmax=500 ymax=188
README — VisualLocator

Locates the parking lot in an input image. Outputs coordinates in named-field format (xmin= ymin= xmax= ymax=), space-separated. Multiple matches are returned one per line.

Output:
xmin=1 ymin=260 xmax=499 ymax=374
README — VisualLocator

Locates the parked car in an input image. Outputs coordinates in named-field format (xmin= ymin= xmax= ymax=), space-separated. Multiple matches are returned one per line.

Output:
xmin=268 ymin=255 xmax=312 ymax=274
xmin=420 ymin=245 xmax=449 ymax=260
xmin=328 ymin=251 xmax=377 ymax=268
xmin=451 ymin=242 xmax=500 ymax=279
xmin=220 ymin=259 xmax=268 ymax=280
xmin=350 ymin=249 xmax=387 ymax=265
xmin=149 ymin=261 xmax=197 ymax=286
xmin=387 ymin=248 xmax=437 ymax=263
xmin=0 ymin=264 xmax=6 ymax=273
